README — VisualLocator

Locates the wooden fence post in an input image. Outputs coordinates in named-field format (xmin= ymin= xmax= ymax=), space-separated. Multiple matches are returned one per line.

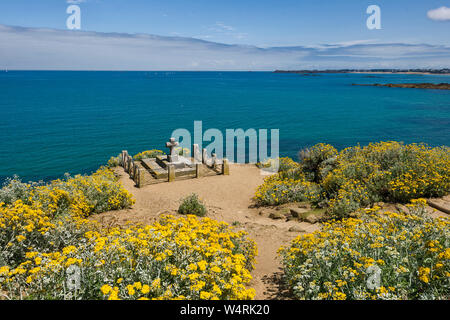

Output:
xmin=127 ymin=156 xmax=132 ymax=175
xmin=168 ymin=164 xmax=175 ymax=182
xmin=121 ymin=150 xmax=128 ymax=167
xmin=222 ymin=158 xmax=229 ymax=175
xmin=135 ymin=167 xmax=142 ymax=188
xmin=196 ymin=163 xmax=203 ymax=178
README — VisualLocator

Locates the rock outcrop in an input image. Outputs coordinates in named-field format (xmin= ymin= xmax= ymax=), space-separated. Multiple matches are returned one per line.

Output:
xmin=352 ymin=83 xmax=450 ymax=90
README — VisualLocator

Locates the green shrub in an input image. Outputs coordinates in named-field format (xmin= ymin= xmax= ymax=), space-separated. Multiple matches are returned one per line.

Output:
xmin=278 ymin=157 xmax=301 ymax=172
xmin=257 ymin=157 xmax=300 ymax=173
xmin=0 ymin=168 xmax=135 ymax=218
xmin=253 ymin=174 xmax=322 ymax=206
xmin=255 ymin=141 xmax=450 ymax=219
xmin=298 ymin=143 xmax=338 ymax=182
xmin=0 ymin=206 xmax=257 ymax=300
xmin=178 ymin=193 xmax=207 ymax=217
xmin=0 ymin=176 xmax=38 ymax=205
xmin=174 ymin=147 xmax=190 ymax=157
xmin=323 ymin=142 xmax=450 ymax=218
xmin=133 ymin=149 xmax=165 ymax=161
xmin=0 ymin=201 xmax=92 ymax=269
xmin=279 ymin=200 xmax=450 ymax=300
xmin=107 ymin=154 xmax=121 ymax=168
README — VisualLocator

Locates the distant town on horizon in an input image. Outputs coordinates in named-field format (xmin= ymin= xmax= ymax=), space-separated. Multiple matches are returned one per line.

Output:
xmin=274 ymin=68 xmax=450 ymax=74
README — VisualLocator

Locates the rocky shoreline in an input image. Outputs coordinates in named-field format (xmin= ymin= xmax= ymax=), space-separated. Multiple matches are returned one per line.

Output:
xmin=352 ymin=83 xmax=450 ymax=90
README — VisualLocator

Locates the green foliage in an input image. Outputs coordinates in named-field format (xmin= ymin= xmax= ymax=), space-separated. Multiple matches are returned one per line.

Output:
xmin=323 ymin=142 xmax=450 ymax=219
xmin=174 ymin=147 xmax=190 ymax=157
xmin=133 ymin=150 xmax=165 ymax=161
xmin=280 ymin=200 xmax=450 ymax=300
xmin=278 ymin=157 xmax=301 ymax=172
xmin=298 ymin=143 xmax=338 ymax=182
xmin=0 ymin=206 xmax=257 ymax=300
xmin=257 ymin=157 xmax=300 ymax=173
xmin=0 ymin=176 xmax=38 ymax=205
xmin=0 ymin=201 xmax=92 ymax=269
xmin=255 ymin=141 xmax=450 ymax=219
xmin=0 ymin=168 xmax=135 ymax=218
xmin=178 ymin=193 xmax=207 ymax=217
xmin=254 ymin=174 xmax=322 ymax=206
xmin=107 ymin=154 xmax=121 ymax=168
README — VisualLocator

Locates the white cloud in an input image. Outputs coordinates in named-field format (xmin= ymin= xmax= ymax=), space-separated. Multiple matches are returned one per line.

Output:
xmin=215 ymin=22 xmax=235 ymax=32
xmin=205 ymin=22 xmax=247 ymax=41
xmin=427 ymin=6 xmax=450 ymax=21
xmin=0 ymin=24 xmax=449 ymax=70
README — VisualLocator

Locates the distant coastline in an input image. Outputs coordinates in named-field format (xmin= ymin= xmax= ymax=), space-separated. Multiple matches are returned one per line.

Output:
xmin=274 ymin=69 xmax=450 ymax=75
xmin=352 ymin=83 xmax=450 ymax=90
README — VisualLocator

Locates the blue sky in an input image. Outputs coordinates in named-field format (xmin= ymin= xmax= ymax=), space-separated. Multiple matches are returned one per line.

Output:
xmin=0 ymin=0 xmax=449 ymax=70
xmin=0 ymin=0 xmax=449 ymax=46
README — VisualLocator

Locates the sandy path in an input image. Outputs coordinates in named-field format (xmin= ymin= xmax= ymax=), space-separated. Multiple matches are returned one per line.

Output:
xmin=94 ymin=164 xmax=319 ymax=299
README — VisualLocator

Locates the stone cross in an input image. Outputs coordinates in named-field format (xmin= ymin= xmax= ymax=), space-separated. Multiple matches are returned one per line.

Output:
xmin=166 ymin=137 xmax=179 ymax=162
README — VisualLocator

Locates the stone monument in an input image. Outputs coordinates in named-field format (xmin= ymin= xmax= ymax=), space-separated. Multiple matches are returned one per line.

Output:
xmin=166 ymin=137 xmax=179 ymax=162
xmin=122 ymin=137 xmax=230 ymax=187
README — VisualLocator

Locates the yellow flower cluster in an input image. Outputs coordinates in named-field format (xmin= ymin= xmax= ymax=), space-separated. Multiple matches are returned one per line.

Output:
xmin=132 ymin=149 xmax=165 ymax=161
xmin=279 ymin=201 xmax=450 ymax=300
xmin=0 ymin=201 xmax=56 ymax=264
xmin=254 ymin=141 xmax=450 ymax=218
xmin=324 ymin=142 xmax=450 ymax=218
xmin=385 ymin=144 xmax=450 ymax=201
xmin=0 ymin=200 xmax=93 ymax=283
xmin=299 ymin=143 xmax=338 ymax=182
xmin=254 ymin=175 xmax=301 ymax=205
xmin=1 ymin=208 xmax=257 ymax=300
xmin=253 ymin=157 xmax=320 ymax=206
xmin=5 ymin=167 xmax=135 ymax=218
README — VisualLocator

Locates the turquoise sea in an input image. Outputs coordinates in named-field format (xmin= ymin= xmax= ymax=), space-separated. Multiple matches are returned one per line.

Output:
xmin=0 ymin=71 xmax=449 ymax=183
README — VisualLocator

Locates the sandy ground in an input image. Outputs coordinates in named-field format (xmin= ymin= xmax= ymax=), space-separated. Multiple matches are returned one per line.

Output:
xmin=93 ymin=164 xmax=320 ymax=299
xmin=93 ymin=164 xmax=449 ymax=300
